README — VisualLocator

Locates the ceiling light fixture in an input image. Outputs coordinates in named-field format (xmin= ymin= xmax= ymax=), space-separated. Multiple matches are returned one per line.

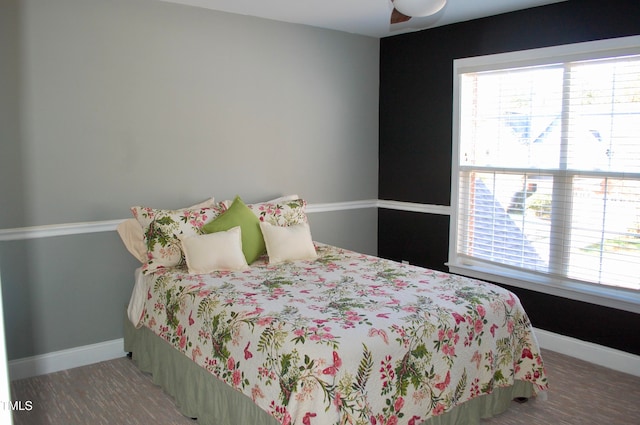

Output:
xmin=392 ymin=0 xmax=447 ymax=18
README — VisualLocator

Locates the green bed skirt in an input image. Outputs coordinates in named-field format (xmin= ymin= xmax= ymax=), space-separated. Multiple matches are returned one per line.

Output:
xmin=124 ymin=315 xmax=536 ymax=425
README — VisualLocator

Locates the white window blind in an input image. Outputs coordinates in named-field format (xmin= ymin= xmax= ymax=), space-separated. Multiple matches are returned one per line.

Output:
xmin=449 ymin=36 xmax=640 ymax=311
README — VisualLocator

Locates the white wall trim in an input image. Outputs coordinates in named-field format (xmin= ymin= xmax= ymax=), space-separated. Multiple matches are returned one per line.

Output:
xmin=8 ymin=338 xmax=126 ymax=381
xmin=533 ymin=327 xmax=640 ymax=377
xmin=0 ymin=199 xmax=391 ymax=242
xmin=0 ymin=220 xmax=124 ymax=242
xmin=377 ymin=200 xmax=451 ymax=215
xmin=7 ymin=330 xmax=638 ymax=381
xmin=306 ymin=199 xmax=378 ymax=213
xmin=0 ymin=199 xmax=446 ymax=242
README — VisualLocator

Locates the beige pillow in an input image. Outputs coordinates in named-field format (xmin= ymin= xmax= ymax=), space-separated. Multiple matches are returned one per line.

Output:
xmin=259 ymin=222 xmax=317 ymax=264
xmin=181 ymin=226 xmax=249 ymax=274
xmin=116 ymin=218 xmax=147 ymax=263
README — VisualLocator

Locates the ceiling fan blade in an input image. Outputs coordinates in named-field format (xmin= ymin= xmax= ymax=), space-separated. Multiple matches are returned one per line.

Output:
xmin=390 ymin=8 xmax=411 ymax=24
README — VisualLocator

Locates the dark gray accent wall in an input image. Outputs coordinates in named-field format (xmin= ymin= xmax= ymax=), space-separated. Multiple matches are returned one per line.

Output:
xmin=379 ymin=0 xmax=640 ymax=355
xmin=378 ymin=209 xmax=449 ymax=271
xmin=0 ymin=0 xmax=379 ymax=360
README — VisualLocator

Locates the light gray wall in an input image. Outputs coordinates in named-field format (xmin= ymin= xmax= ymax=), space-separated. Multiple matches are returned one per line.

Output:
xmin=0 ymin=0 xmax=379 ymax=360
xmin=0 ymin=0 xmax=25 ymax=229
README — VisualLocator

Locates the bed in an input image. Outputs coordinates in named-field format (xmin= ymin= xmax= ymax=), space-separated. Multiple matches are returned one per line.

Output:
xmin=120 ymin=195 xmax=548 ymax=425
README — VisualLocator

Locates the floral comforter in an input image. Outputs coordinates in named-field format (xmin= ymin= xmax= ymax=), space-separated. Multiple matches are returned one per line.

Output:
xmin=134 ymin=244 xmax=548 ymax=425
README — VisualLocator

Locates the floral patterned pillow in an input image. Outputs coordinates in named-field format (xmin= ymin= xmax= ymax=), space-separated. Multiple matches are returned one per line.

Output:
xmin=250 ymin=198 xmax=307 ymax=225
xmin=233 ymin=198 xmax=308 ymax=225
xmin=132 ymin=204 xmax=226 ymax=274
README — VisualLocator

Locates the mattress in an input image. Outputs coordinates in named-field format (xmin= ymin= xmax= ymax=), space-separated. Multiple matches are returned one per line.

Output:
xmin=126 ymin=243 xmax=548 ymax=425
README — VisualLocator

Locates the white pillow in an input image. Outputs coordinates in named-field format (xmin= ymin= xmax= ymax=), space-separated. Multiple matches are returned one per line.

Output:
xmin=181 ymin=226 xmax=249 ymax=274
xmin=259 ymin=222 xmax=317 ymax=264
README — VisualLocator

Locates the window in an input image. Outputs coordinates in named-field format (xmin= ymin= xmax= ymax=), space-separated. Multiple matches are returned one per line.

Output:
xmin=449 ymin=36 xmax=640 ymax=313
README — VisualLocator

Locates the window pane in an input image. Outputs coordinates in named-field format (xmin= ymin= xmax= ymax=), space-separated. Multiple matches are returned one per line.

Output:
xmin=567 ymin=56 xmax=640 ymax=172
xmin=460 ymin=66 xmax=563 ymax=169
xmin=459 ymin=172 xmax=552 ymax=271
xmin=567 ymin=177 xmax=640 ymax=290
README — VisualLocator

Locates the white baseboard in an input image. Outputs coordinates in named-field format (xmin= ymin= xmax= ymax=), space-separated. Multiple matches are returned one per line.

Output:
xmin=533 ymin=328 xmax=640 ymax=377
xmin=8 ymin=338 xmax=125 ymax=381
xmin=7 ymin=331 xmax=640 ymax=381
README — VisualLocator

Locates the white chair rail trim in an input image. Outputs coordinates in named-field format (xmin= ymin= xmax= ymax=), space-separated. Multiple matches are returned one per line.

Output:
xmin=0 ymin=199 xmax=446 ymax=241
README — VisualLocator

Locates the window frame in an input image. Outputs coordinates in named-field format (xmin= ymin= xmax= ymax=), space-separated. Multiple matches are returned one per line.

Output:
xmin=448 ymin=35 xmax=640 ymax=314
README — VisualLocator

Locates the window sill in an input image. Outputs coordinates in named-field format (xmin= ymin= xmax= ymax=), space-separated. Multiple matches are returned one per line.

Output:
xmin=447 ymin=262 xmax=640 ymax=314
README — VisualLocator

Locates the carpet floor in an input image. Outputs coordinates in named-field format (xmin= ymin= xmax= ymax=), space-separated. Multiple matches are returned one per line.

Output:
xmin=10 ymin=349 xmax=640 ymax=425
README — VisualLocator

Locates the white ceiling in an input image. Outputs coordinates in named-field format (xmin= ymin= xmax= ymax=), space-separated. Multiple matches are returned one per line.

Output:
xmin=157 ymin=0 xmax=566 ymax=38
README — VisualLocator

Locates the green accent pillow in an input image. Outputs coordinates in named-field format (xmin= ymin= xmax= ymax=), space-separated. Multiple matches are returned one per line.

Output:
xmin=202 ymin=196 xmax=265 ymax=264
